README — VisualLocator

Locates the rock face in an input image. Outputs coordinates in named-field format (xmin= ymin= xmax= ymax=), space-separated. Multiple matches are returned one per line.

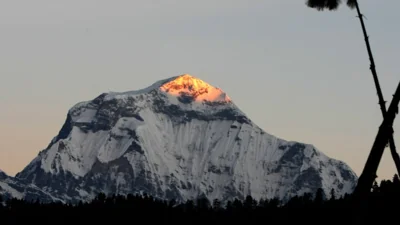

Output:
xmin=0 ymin=170 xmax=61 ymax=203
xmin=11 ymin=74 xmax=357 ymax=203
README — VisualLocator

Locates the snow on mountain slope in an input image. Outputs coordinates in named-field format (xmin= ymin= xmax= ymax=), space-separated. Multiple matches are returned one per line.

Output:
xmin=0 ymin=171 xmax=62 ymax=202
xmin=16 ymin=74 xmax=358 ymax=203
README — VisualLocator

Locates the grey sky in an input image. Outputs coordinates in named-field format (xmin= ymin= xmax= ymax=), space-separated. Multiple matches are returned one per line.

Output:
xmin=0 ymin=0 xmax=399 ymax=181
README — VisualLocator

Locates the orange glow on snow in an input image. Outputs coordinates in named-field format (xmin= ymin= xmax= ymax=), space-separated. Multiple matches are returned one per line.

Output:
xmin=159 ymin=74 xmax=231 ymax=102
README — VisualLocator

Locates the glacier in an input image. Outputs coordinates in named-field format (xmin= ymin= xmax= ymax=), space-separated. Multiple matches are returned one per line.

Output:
xmin=6 ymin=74 xmax=357 ymax=203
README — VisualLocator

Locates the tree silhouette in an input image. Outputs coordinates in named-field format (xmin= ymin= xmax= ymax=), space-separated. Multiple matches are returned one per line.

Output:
xmin=184 ymin=199 xmax=195 ymax=212
xmin=305 ymin=0 xmax=400 ymax=177
xmin=352 ymin=81 xmax=400 ymax=224
xmin=306 ymin=0 xmax=356 ymax=11
xmin=329 ymin=188 xmax=336 ymax=201
xmin=314 ymin=188 xmax=324 ymax=205
xmin=393 ymin=174 xmax=400 ymax=186
xmin=212 ymin=198 xmax=221 ymax=210
xmin=372 ymin=180 xmax=379 ymax=193
xmin=196 ymin=197 xmax=210 ymax=211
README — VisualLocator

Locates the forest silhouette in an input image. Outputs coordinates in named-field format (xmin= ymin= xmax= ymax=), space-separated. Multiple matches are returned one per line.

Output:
xmin=1 ymin=175 xmax=400 ymax=224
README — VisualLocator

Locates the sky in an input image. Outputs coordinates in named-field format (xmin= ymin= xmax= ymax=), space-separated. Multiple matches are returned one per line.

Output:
xmin=0 ymin=0 xmax=399 ymax=181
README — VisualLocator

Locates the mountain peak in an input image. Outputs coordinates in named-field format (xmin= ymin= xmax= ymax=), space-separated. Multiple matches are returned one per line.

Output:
xmin=104 ymin=74 xmax=230 ymax=104
xmin=0 ymin=168 xmax=8 ymax=179
xmin=160 ymin=74 xmax=231 ymax=103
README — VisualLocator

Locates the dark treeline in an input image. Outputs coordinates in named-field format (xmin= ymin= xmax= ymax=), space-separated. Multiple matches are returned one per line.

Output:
xmin=1 ymin=175 xmax=400 ymax=224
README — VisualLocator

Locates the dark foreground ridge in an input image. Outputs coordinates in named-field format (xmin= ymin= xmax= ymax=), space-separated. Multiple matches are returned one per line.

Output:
xmin=1 ymin=175 xmax=399 ymax=224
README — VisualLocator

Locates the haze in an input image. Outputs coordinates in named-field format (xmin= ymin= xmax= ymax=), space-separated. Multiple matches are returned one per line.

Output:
xmin=0 ymin=0 xmax=399 ymax=182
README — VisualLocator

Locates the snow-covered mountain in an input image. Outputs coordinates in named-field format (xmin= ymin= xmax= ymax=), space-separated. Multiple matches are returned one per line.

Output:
xmin=11 ymin=74 xmax=357 ymax=203
xmin=0 ymin=169 xmax=61 ymax=202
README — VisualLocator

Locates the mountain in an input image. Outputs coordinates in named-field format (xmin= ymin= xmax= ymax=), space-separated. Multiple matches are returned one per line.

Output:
xmin=0 ymin=169 xmax=61 ymax=203
xmin=12 ymin=74 xmax=357 ymax=203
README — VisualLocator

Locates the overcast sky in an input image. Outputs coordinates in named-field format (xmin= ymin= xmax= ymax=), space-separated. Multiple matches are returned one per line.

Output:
xmin=0 ymin=0 xmax=399 ymax=181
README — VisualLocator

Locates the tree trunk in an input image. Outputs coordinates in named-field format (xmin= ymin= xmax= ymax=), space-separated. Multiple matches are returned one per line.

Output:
xmin=352 ymin=81 xmax=400 ymax=224
xmin=354 ymin=0 xmax=400 ymax=176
